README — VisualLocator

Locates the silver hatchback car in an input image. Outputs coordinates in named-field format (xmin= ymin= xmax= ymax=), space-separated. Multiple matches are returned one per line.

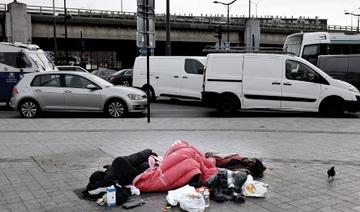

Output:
xmin=11 ymin=71 xmax=147 ymax=118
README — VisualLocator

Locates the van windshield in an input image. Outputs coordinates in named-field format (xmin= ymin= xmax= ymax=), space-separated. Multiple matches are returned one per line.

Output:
xmin=28 ymin=52 xmax=55 ymax=71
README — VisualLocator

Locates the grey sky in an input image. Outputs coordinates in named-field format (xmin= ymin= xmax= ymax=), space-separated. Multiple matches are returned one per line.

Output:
xmin=4 ymin=0 xmax=360 ymax=27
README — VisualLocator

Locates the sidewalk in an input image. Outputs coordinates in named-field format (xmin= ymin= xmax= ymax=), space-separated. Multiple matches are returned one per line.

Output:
xmin=1 ymin=117 xmax=360 ymax=211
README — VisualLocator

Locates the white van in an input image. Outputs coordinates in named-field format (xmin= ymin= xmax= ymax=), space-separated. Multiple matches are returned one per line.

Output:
xmin=0 ymin=42 xmax=57 ymax=105
xmin=132 ymin=56 xmax=206 ymax=100
xmin=202 ymin=53 xmax=360 ymax=115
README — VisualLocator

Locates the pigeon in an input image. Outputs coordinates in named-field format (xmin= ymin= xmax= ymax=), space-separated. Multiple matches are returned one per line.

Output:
xmin=327 ymin=166 xmax=335 ymax=180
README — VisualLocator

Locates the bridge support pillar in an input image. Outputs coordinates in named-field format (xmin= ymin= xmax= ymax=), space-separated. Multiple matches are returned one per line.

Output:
xmin=5 ymin=1 xmax=32 ymax=43
xmin=244 ymin=19 xmax=260 ymax=49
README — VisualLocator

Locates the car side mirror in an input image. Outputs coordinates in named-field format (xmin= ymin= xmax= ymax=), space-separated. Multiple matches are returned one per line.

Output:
xmin=86 ymin=84 xmax=99 ymax=90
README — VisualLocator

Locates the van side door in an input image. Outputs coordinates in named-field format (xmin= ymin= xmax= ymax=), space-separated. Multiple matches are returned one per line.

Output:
xmin=242 ymin=56 xmax=282 ymax=109
xmin=281 ymin=60 xmax=322 ymax=111
xmin=155 ymin=58 xmax=181 ymax=97
xmin=179 ymin=58 xmax=204 ymax=99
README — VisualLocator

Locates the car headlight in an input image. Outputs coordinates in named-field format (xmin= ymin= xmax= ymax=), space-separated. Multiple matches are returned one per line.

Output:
xmin=128 ymin=94 xmax=144 ymax=100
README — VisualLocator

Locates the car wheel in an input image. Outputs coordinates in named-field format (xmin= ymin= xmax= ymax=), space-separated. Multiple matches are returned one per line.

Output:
xmin=320 ymin=98 xmax=344 ymax=117
xmin=106 ymin=99 xmax=127 ymax=118
xmin=216 ymin=96 xmax=239 ymax=115
xmin=19 ymin=100 xmax=40 ymax=118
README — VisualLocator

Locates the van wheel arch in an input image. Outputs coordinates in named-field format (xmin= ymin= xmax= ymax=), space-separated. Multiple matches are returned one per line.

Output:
xmin=319 ymin=96 xmax=345 ymax=116
xmin=216 ymin=93 xmax=241 ymax=115
xmin=142 ymin=85 xmax=156 ymax=101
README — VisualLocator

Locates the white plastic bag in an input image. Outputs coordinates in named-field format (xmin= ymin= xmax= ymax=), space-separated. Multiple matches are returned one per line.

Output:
xmin=166 ymin=185 xmax=205 ymax=212
xmin=241 ymin=175 xmax=269 ymax=198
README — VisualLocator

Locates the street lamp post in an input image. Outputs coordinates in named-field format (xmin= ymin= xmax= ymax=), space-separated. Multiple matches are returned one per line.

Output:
xmin=345 ymin=11 xmax=360 ymax=33
xmin=213 ymin=0 xmax=238 ymax=43
xmin=345 ymin=8 xmax=360 ymax=30
xmin=251 ymin=0 xmax=261 ymax=17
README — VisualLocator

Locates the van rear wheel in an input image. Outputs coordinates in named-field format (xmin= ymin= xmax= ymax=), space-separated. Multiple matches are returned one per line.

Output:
xmin=216 ymin=96 xmax=239 ymax=115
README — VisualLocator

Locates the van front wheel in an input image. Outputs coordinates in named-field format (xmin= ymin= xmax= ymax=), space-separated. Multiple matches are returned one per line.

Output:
xmin=319 ymin=98 xmax=344 ymax=117
xmin=216 ymin=96 xmax=239 ymax=115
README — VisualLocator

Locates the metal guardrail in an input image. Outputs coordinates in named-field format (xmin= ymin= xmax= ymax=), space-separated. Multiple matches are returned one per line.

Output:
xmin=327 ymin=25 xmax=360 ymax=32
xmin=25 ymin=5 xmax=329 ymax=30
xmin=0 ymin=4 xmax=356 ymax=32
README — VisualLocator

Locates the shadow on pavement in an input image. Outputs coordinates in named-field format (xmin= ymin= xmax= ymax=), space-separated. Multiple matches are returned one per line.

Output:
xmin=208 ymin=110 xmax=359 ymax=118
xmin=0 ymin=105 xmax=12 ymax=111
xmin=9 ymin=111 xmax=146 ymax=119
xmin=155 ymin=98 xmax=204 ymax=107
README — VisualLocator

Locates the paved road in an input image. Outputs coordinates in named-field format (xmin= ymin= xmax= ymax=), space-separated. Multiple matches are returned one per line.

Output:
xmin=1 ymin=100 xmax=360 ymax=211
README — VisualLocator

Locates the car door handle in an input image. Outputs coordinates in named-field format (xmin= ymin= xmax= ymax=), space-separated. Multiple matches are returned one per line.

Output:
xmin=64 ymin=90 xmax=72 ymax=93
xmin=34 ymin=89 xmax=42 ymax=93
xmin=272 ymin=82 xmax=281 ymax=85
xmin=283 ymin=82 xmax=292 ymax=86
xmin=183 ymin=76 xmax=188 ymax=79
xmin=174 ymin=75 xmax=179 ymax=78
xmin=155 ymin=76 xmax=159 ymax=79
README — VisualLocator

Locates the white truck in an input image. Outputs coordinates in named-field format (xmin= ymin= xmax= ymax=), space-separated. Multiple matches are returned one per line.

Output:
xmin=202 ymin=53 xmax=360 ymax=115
xmin=132 ymin=56 xmax=206 ymax=100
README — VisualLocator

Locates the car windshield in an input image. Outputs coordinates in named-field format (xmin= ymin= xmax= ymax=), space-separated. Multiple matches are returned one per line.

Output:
xmin=87 ymin=74 xmax=114 ymax=87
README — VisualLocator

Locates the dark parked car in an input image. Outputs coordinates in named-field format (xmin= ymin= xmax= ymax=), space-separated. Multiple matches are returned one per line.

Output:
xmin=317 ymin=55 xmax=360 ymax=90
xmin=109 ymin=69 xmax=133 ymax=86
xmin=91 ymin=68 xmax=117 ymax=81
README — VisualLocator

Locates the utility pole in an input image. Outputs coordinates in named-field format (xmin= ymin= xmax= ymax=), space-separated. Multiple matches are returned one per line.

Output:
xmin=64 ymin=0 xmax=69 ymax=64
xmin=52 ymin=0 xmax=57 ymax=64
xmin=166 ymin=0 xmax=171 ymax=55
xmin=249 ymin=0 xmax=251 ymax=18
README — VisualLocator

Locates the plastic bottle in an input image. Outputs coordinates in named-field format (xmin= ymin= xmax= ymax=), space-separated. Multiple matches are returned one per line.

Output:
xmin=106 ymin=185 xmax=116 ymax=207
xmin=203 ymin=189 xmax=210 ymax=208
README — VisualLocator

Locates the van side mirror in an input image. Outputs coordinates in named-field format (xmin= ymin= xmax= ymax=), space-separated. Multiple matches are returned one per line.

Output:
xmin=198 ymin=68 xmax=204 ymax=75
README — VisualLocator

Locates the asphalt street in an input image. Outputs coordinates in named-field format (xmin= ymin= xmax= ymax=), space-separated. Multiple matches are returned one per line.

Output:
xmin=1 ymin=100 xmax=360 ymax=212
xmin=1 ymin=99 xmax=360 ymax=119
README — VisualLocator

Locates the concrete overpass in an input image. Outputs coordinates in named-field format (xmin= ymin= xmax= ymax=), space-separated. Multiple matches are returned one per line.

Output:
xmin=0 ymin=2 xmax=354 ymax=68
